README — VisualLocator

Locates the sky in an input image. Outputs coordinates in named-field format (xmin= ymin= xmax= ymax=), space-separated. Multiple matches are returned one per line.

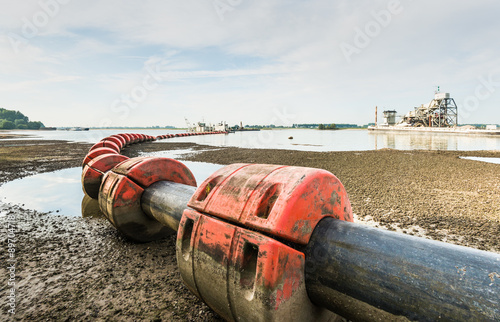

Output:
xmin=1 ymin=0 xmax=500 ymax=128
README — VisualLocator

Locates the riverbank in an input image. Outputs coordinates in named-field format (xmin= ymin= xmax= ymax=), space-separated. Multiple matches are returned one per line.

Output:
xmin=0 ymin=137 xmax=499 ymax=320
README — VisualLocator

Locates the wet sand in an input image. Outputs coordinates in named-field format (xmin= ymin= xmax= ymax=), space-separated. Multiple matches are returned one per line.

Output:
xmin=0 ymin=137 xmax=499 ymax=320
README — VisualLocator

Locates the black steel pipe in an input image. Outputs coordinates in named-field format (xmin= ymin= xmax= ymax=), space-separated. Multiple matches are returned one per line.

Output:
xmin=304 ymin=217 xmax=500 ymax=321
xmin=141 ymin=181 xmax=196 ymax=232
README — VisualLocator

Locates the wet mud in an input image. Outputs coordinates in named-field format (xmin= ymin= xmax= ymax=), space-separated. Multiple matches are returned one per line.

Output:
xmin=0 ymin=136 xmax=499 ymax=320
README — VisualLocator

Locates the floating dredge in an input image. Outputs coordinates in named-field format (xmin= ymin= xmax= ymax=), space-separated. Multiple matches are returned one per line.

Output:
xmin=81 ymin=132 xmax=500 ymax=321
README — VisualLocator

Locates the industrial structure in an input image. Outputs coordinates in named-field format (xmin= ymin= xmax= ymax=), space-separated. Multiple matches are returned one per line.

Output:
xmin=382 ymin=110 xmax=397 ymax=126
xmin=185 ymin=117 xmax=229 ymax=133
xmin=369 ymin=91 xmax=499 ymax=133
xmin=397 ymin=92 xmax=458 ymax=127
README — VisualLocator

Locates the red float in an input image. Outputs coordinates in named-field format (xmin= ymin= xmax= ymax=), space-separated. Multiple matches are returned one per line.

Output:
xmin=110 ymin=134 xmax=127 ymax=147
xmin=82 ymin=147 xmax=118 ymax=167
xmin=176 ymin=209 xmax=336 ymax=321
xmin=89 ymin=140 xmax=120 ymax=153
xmin=98 ymin=157 xmax=197 ymax=242
xmin=81 ymin=154 xmax=129 ymax=199
xmin=188 ymin=163 xmax=353 ymax=245
xmin=101 ymin=136 xmax=123 ymax=149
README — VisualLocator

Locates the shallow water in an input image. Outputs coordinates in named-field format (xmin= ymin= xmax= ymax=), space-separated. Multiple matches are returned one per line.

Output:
xmin=7 ymin=128 xmax=500 ymax=151
xmin=460 ymin=156 xmax=500 ymax=164
xmin=0 ymin=167 xmax=83 ymax=216
xmin=0 ymin=151 xmax=223 ymax=217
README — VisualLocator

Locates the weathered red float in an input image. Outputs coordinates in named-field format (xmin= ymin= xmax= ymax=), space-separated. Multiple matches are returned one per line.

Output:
xmin=81 ymin=154 xmax=129 ymax=199
xmin=98 ymin=157 xmax=196 ymax=242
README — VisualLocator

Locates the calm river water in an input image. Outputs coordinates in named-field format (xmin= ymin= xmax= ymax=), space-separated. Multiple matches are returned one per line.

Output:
xmin=6 ymin=128 xmax=500 ymax=151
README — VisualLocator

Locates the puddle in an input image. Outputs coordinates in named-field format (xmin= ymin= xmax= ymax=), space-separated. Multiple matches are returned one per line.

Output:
xmin=138 ymin=149 xmax=223 ymax=184
xmin=0 ymin=152 xmax=223 ymax=217
xmin=460 ymin=156 xmax=500 ymax=164
xmin=0 ymin=167 xmax=84 ymax=216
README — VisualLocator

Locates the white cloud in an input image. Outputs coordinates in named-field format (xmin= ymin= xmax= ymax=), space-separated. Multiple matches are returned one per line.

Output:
xmin=0 ymin=75 xmax=81 ymax=92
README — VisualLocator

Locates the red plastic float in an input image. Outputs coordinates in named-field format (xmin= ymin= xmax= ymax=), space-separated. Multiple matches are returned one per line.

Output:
xmin=188 ymin=163 xmax=353 ymax=245
xmin=176 ymin=163 xmax=351 ymax=321
xmin=82 ymin=147 xmax=118 ymax=167
xmin=89 ymin=140 xmax=121 ymax=153
xmin=98 ymin=157 xmax=197 ymax=242
xmin=81 ymin=154 xmax=129 ymax=199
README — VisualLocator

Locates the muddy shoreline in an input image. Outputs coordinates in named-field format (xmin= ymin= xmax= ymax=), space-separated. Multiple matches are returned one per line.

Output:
xmin=0 ymin=137 xmax=499 ymax=320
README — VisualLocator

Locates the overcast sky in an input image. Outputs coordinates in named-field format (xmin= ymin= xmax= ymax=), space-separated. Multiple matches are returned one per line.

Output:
xmin=1 ymin=0 xmax=500 ymax=127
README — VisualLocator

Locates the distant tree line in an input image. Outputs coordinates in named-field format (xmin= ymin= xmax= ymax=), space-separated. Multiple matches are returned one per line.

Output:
xmin=92 ymin=125 xmax=176 ymax=129
xmin=318 ymin=123 xmax=337 ymax=130
xmin=294 ymin=123 xmax=364 ymax=129
xmin=240 ymin=124 xmax=288 ymax=129
xmin=0 ymin=108 xmax=44 ymax=129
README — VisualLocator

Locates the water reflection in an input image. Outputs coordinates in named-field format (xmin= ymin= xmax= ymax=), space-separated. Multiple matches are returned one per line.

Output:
xmin=0 ymin=167 xmax=83 ymax=216
xmin=0 ymin=156 xmax=223 ymax=217
xmin=460 ymin=156 xmax=500 ymax=164
xmin=371 ymin=132 xmax=479 ymax=150
xmin=81 ymin=195 xmax=104 ymax=218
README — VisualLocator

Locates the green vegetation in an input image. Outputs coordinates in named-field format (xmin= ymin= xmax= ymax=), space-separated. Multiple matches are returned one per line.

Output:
xmin=240 ymin=124 xmax=286 ymax=129
xmin=0 ymin=108 xmax=44 ymax=130
xmin=92 ymin=126 xmax=176 ymax=129
xmin=318 ymin=123 xmax=337 ymax=130
xmin=294 ymin=123 xmax=368 ymax=129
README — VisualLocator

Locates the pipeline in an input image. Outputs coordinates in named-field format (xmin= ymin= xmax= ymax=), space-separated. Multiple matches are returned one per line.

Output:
xmin=81 ymin=131 xmax=227 ymax=199
xmin=81 ymin=133 xmax=500 ymax=321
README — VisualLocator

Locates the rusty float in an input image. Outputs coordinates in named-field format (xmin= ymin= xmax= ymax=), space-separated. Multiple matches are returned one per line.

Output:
xmin=81 ymin=137 xmax=500 ymax=321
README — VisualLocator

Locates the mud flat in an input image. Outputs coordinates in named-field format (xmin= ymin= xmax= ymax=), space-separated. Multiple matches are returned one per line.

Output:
xmin=0 ymin=137 xmax=499 ymax=320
